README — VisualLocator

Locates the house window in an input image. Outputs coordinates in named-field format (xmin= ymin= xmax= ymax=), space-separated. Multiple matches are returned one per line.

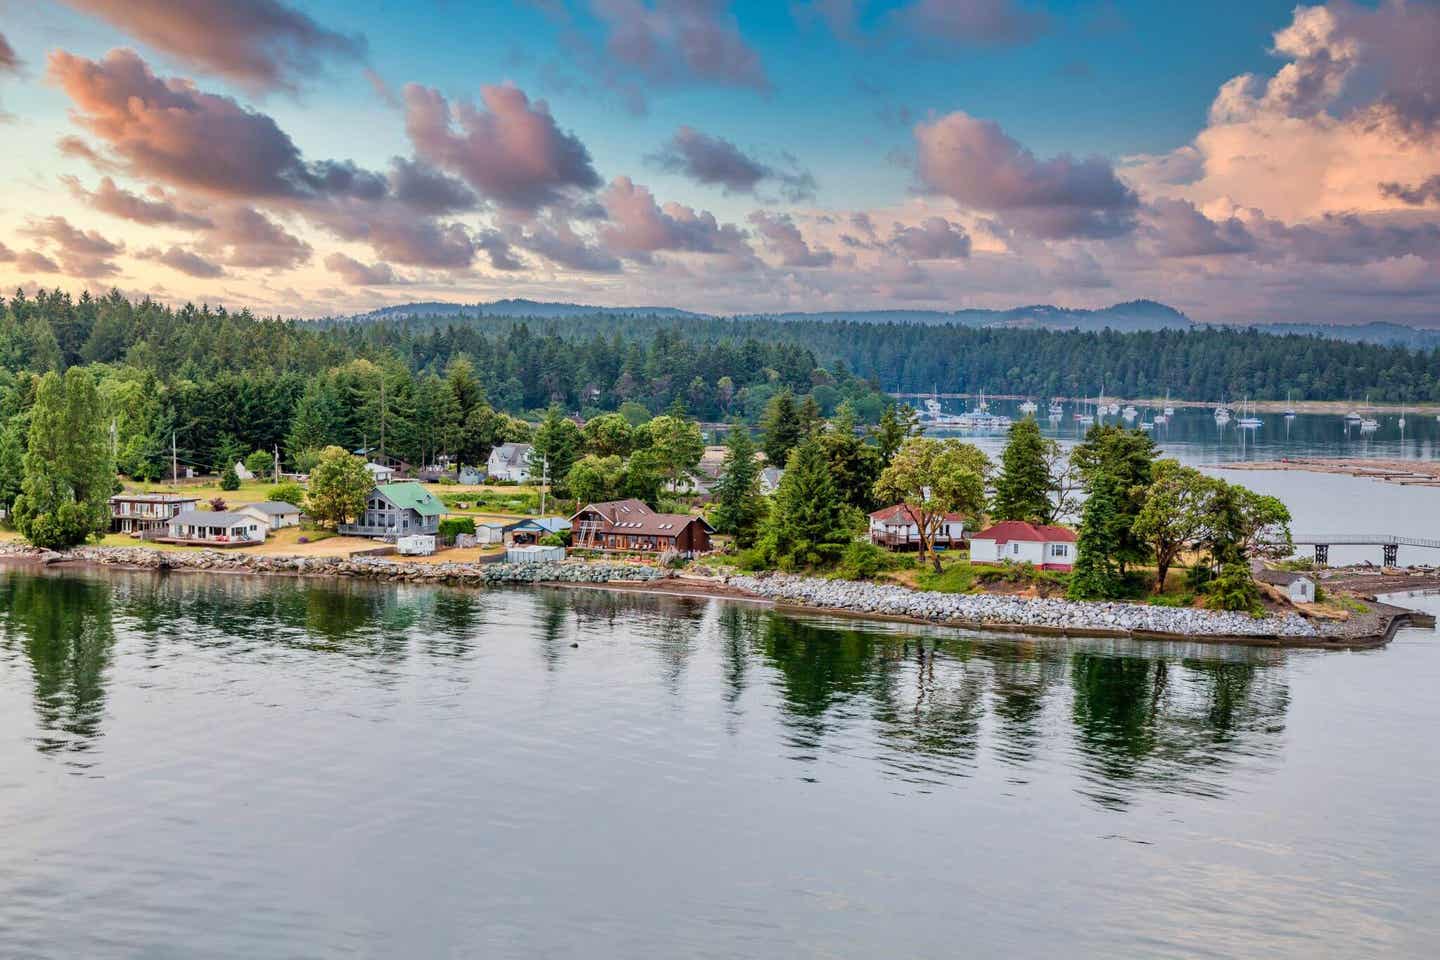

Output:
xmin=1052 ymin=543 xmax=1069 ymax=558
xmin=1011 ymin=542 xmax=1021 ymax=555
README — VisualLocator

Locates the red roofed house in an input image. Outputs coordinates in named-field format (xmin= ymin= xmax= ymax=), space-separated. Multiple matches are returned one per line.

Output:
xmin=570 ymin=498 xmax=714 ymax=555
xmin=968 ymin=521 xmax=1077 ymax=571
xmin=868 ymin=503 xmax=965 ymax=551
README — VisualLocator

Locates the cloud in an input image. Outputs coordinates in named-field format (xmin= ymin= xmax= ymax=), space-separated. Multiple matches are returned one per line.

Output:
xmin=597 ymin=176 xmax=752 ymax=263
xmin=403 ymin=83 xmax=601 ymax=212
xmin=1380 ymin=175 xmax=1440 ymax=206
xmin=890 ymin=0 xmax=1048 ymax=49
xmin=915 ymin=111 xmax=1139 ymax=238
xmin=888 ymin=216 xmax=972 ymax=259
xmin=62 ymin=175 xmax=214 ymax=228
xmin=15 ymin=251 xmax=61 ymax=274
xmin=323 ymin=252 xmax=404 ymax=285
xmin=19 ymin=215 xmax=126 ymax=277
xmin=648 ymin=125 xmax=816 ymax=200
xmin=1143 ymin=198 xmax=1256 ymax=258
xmin=0 ymin=31 xmax=20 ymax=74
xmin=748 ymin=211 xmax=835 ymax=266
xmin=477 ymin=230 xmax=527 ymax=271
xmin=203 ymin=207 xmax=311 ymax=269
xmin=510 ymin=215 xmax=623 ymax=273
xmin=57 ymin=0 xmax=365 ymax=92
xmin=0 ymin=241 xmax=13 ymax=262
xmin=137 ymin=245 xmax=227 ymax=278
xmin=387 ymin=157 xmax=479 ymax=215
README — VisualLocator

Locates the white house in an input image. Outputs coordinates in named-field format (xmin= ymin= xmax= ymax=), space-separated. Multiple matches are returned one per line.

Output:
xmin=1257 ymin=568 xmax=1316 ymax=604
xmin=487 ymin=443 xmax=533 ymax=483
xmin=237 ymin=500 xmax=302 ymax=531
xmin=868 ymin=503 xmax=965 ymax=551
xmin=968 ymin=521 xmax=1076 ymax=571
xmin=167 ymin=510 xmax=267 ymax=545
xmin=365 ymin=462 xmax=396 ymax=484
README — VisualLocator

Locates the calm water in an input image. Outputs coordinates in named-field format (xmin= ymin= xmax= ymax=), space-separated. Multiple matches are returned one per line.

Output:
xmin=2 ymin=567 xmax=1438 ymax=958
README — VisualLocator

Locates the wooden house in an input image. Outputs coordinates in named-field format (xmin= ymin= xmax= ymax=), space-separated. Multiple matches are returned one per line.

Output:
xmin=570 ymin=499 xmax=713 ymax=555
xmin=868 ymin=504 xmax=965 ymax=551
xmin=167 ymin=510 xmax=267 ymax=545
xmin=110 ymin=493 xmax=201 ymax=536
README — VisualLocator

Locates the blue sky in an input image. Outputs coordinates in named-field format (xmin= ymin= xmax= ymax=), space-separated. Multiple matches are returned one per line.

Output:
xmin=1 ymin=1 xmax=1437 ymax=324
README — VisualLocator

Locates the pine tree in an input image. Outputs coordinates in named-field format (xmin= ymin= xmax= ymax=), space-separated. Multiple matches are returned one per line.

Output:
xmin=760 ymin=436 xmax=856 ymax=569
xmin=992 ymin=418 xmax=1053 ymax=523
xmin=759 ymin=388 xmax=802 ymax=467
xmin=710 ymin=427 xmax=765 ymax=546
xmin=1067 ymin=475 xmax=1124 ymax=600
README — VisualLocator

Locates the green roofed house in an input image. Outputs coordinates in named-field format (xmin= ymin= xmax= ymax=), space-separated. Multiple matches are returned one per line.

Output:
xmin=339 ymin=481 xmax=444 ymax=539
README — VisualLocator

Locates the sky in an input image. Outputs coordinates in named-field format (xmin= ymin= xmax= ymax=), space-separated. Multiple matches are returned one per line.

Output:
xmin=0 ymin=0 xmax=1437 ymax=324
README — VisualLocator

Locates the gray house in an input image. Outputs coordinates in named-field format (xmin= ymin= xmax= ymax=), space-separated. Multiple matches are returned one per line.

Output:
xmin=338 ymin=481 xmax=444 ymax=538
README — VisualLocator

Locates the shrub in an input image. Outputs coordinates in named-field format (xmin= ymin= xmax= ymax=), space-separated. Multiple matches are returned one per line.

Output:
xmin=244 ymin=450 xmax=273 ymax=479
xmin=438 ymin=516 xmax=477 ymax=540
xmin=836 ymin=541 xmax=887 ymax=580
xmin=267 ymin=482 xmax=305 ymax=506
xmin=219 ymin=466 xmax=240 ymax=491
xmin=539 ymin=532 xmax=565 ymax=547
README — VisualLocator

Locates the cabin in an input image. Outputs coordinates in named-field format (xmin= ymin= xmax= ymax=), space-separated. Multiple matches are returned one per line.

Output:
xmin=167 ymin=510 xmax=267 ymax=545
xmin=487 ymin=443 xmax=534 ymax=483
xmin=1256 ymin=568 xmax=1316 ymax=604
xmin=338 ymin=481 xmax=443 ymax=539
xmin=968 ymin=521 xmax=1076 ymax=571
xmin=868 ymin=504 xmax=965 ymax=551
xmin=569 ymin=498 xmax=713 ymax=555
xmin=237 ymin=500 xmax=302 ymax=531
xmin=109 ymin=493 xmax=201 ymax=536
xmin=364 ymin=462 xmax=396 ymax=484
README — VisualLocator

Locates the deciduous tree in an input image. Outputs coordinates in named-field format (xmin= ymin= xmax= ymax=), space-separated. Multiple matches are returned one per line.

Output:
xmin=874 ymin=437 xmax=991 ymax=572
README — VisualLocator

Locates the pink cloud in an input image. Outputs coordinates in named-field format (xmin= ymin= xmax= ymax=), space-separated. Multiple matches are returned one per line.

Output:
xmin=57 ymin=0 xmax=364 ymax=92
xmin=598 ymin=176 xmax=751 ymax=262
xmin=137 ymin=245 xmax=226 ymax=278
xmin=747 ymin=211 xmax=835 ymax=267
xmin=63 ymin=175 xmax=213 ymax=228
xmin=323 ymin=252 xmax=405 ymax=286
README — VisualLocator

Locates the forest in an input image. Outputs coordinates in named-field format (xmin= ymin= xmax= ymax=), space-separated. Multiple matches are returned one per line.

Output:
xmin=1 ymin=288 xmax=1437 ymax=483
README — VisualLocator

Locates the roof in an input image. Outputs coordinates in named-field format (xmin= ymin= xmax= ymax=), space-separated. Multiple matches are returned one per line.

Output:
xmin=374 ymin=481 xmax=445 ymax=517
xmin=972 ymin=520 xmax=1076 ymax=544
xmin=240 ymin=500 xmax=301 ymax=515
xmin=489 ymin=443 xmax=533 ymax=467
xmin=1255 ymin=567 xmax=1312 ymax=587
xmin=364 ymin=462 xmax=395 ymax=475
xmin=868 ymin=503 xmax=965 ymax=525
xmin=510 ymin=516 xmax=572 ymax=533
xmin=170 ymin=510 xmax=261 ymax=527
xmin=571 ymin=498 xmax=713 ymax=536
xmin=110 ymin=493 xmax=200 ymax=504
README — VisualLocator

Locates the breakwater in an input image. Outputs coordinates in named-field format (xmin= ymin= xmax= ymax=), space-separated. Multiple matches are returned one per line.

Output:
xmin=727 ymin=572 xmax=1321 ymax=640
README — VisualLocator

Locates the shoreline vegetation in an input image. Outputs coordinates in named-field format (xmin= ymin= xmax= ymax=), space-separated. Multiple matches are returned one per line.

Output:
xmin=3 ymin=544 xmax=1432 ymax=650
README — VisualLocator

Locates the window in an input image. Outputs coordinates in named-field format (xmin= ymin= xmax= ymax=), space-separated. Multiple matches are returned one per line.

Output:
xmin=1011 ymin=542 xmax=1021 ymax=555
xmin=1052 ymin=543 xmax=1069 ymax=558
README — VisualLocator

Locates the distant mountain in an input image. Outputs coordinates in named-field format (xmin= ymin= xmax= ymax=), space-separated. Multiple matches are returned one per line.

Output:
xmin=1235 ymin=321 xmax=1440 ymax=349
xmin=349 ymin=298 xmax=703 ymax=322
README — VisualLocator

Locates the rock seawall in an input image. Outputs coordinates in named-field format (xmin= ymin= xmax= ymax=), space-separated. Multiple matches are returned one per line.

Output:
xmin=0 ymin=544 xmax=663 ymax=586
xmin=727 ymin=572 xmax=1320 ymax=639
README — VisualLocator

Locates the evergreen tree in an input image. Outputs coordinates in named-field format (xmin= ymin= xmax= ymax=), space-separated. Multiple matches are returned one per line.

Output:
xmin=1067 ymin=474 xmax=1125 ymax=600
xmin=817 ymin=403 xmax=882 ymax=511
xmin=759 ymin=388 xmax=802 ymax=467
xmin=1071 ymin=425 xmax=1157 ymax=573
xmin=0 ymin=419 xmax=26 ymax=516
xmin=13 ymin=368 xmax=114 ymax=549
xmin=710 ymin=427 xmax=765 ymax=547
xmin=759 ymin=436 xmax=855 ymax=569
xmin=531 ymin=406 xmax=582 ymax=492
xmin=992 ymin=417 xmax=1053 ymax=523
xmin=871 ymin=402 xmax=922 ymax=464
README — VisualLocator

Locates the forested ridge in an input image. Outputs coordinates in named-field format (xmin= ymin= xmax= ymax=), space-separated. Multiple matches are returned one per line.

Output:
xmin=1 ymin=288 xmax=1437 ymax=482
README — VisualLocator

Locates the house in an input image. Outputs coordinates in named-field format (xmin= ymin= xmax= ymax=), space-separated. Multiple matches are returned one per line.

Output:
xmin=457 ymin=465 xmax=484 ymax=485
xmin=506 ymin=516 xmax=571 ymax=545
xmin=233 ymin=461 xmax=255 ymax=481
xmin=237 ymin=500 xmax=302 ymax=531
xmin=759 ymin=467 xmax=784 ymax=496
xmin=868 ymin=504 xmax=965 ymax=551
xmin=365 ymin=462 xmax=396 ymax=484
xmin=338 ymin=481 xmax=444 ymax=538
xmin=968 ymin=521 xmax=1076 ymax=571
xmin=570 ymin=498 xmax=713 ymax=555
xmin=1256 ymin=568 xmax=1316 ymax=604
xmin=167 ymin=510 xmax=267 ymax=545
xmin=109 ymin=493 xmax=201 ymax=536
xmin=487 ymin=443 xmax=534 ymax=482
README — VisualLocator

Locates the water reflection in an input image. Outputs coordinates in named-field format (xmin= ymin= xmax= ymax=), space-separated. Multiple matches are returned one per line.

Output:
xmin=0 ymin=566 xmax=1296 ymax=806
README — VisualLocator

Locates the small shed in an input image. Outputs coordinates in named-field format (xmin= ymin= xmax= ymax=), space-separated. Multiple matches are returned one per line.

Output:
xmin=397 ymin=534 xmax=436 ymax=556
xmin=1256 ymin=567 xmax=1317 ymax=604
xmin=365 ymin=462 xmax=396 ymax=484
xmin=506 ymin=544 xmax=565 ymax=564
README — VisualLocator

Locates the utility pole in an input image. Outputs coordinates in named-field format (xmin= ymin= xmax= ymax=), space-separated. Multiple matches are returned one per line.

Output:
xmin=171 ymin=431 xmax=178 ymax=485
xmin=540 ymin=455 xmax=549 ymax=516
xmin=273 ymin=444 xmax=280 ymax=483
xmin=109 ymin=417 xmax=117 ymax=464
xmin=378 ymin=374 xmax=386 ymax=463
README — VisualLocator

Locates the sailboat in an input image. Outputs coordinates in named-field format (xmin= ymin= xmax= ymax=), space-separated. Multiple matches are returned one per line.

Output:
xmin=1398 ymin=404 xmax=1406 ymax=430
xmin=1163 ymin=391 xmax=1175 ymax=418
xmin=1284 ymin=390 xmax=1296 ymax=418
xmin=1237 ymin=398 xmax=1262 ymax=429
xmin=1074 ymin=392 xmax=1095 ymax=425
xmin=1019 ymin=398 xmax=1038 ymax=415
xmin=1122 ymin=403 xmax=1138 ymax=420
xmin=1214 ymin=396 xmax=1231 ymax=423
xmin=1048 ymin=398 xmax=1064 ymax=418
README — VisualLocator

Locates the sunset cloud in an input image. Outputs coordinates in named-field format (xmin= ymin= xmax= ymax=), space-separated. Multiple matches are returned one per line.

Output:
xmin=137 ymin=245 xmax=227 ymax=278
xmin=648 ymin=126 xmax=815 ymax=200
xmin=324 ymin=252 xmax=404 ymax=285
xmin=598 ymin=176 xmax=751 ymax=262
xmin=748 ymin=211 xmax=835 ymax=267
xmin=57 ymin=0 xmax=365 ymax=92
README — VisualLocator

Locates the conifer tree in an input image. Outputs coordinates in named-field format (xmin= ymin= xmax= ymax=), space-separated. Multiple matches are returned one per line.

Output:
xmin=710 ymin=427 xmax=765 ymax=547
xmin=759 ymin=389 xmax=802 ymax=467
xmin=760 ymin=436 xmax=854 ymax=569
xmin=992 ymin=418 xmax=1053 ymax=523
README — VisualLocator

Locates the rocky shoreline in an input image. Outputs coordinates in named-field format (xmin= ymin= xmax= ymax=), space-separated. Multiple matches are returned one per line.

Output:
xmin=0 ymin=543 xmax=1425 ymax=647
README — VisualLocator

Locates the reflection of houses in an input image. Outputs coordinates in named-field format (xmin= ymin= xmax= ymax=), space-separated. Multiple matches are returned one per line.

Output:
xmin=570 ymin=499 xmax=713 ymax=555
xmin=338 ymin=482 xmax=443 ymax=539
xmin=167 ymin=510 xmax=267 ymax=545
xmin=487 ymin=443 xmax=534 ymax=482
xmin=868 ymin=504 xmax=965 ymax=551
xmin=237 ymin=500 xmax=302 ymax=531
xmin=110 ymin=493 xmax=201 ymax=536
xmin=968 ymin=521 xmax=1076 ymax=571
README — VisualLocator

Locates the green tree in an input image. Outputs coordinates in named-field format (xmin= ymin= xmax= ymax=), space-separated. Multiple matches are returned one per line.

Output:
xmin=759 ymin=436 xmax=856 ymax=569
xmin=710 ymin=427 xmax=765 ymax=547
xmin=874 ymin=437 xmax=991 ymax=572
xmin=566 ymin=454 xmax=624 ymax=505
xmin=647 ymin=414 xmax=704 ymax=491
xmin=1132 ymin=460 xmax=1214 ymax=593
xmin=992 ymin=418 xmax=1054 ymax=523
xmin=267 ymin=481 xmax=306 ymax=506
xmin=244 ymin=449 xmax=273 ymax=480
xmin=1071 ymin=425 xmax=1158 ymax=573
xmin=531 ymin=406 xmax=583 ymax=492
xmin=582 ymin=412 xmax=634 ymax=457
xmin=759 ymin=388 xmax=802 ymax=467
xmin=1067 ymin=475 xmax=1125 ymax=600
xmin=0 ymin=418 xmax=27 ymax=517
xmin=13 ymin=369 xmax=115 ymax=549
xmin=871 ymin=402 xmax=923 ymax=464
xmin=817 ymin=404 xmax=881 ymax=511
xmin=219 ymin=464 xmax=241 ymax=491
xmin=306 ymin=445 xmax=371 ymax=529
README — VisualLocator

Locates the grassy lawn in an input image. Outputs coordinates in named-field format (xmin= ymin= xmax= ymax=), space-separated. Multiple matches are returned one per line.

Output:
xmin=127 ymin=478 xmax=285 ymax=505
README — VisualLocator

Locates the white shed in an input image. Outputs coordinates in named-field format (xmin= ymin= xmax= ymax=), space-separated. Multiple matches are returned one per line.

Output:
xmin=506 ymin=544 xmax=565 ymax=563
xmin=1287 ymin=576 xmax=1315 ymax=604
xmin=397 ymin=534 xmax=437 ymax=556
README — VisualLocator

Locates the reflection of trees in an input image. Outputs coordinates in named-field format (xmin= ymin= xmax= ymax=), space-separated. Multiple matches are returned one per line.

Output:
xmin=1069 ymin=651 xmax=1289 ymax=808
xmin=759 ymin=617 xmax=890 ymax=757
xmin=986 ymin=643 xmax=1067 ymax=769
xmin=419 ymin=589 xmax=488 ymax=659
xmin=0 ymin=572 xmax=116 ymax=756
